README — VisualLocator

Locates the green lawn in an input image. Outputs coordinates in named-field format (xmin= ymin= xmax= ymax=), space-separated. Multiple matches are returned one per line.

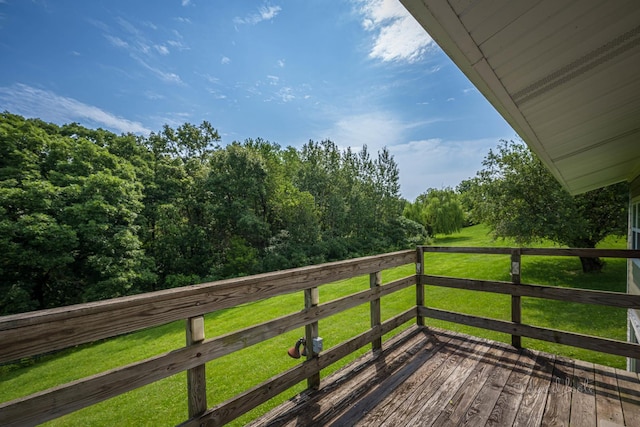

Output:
xmin=0 ymin=224 xmax=629 ymax=426
xmin=422 ymin=224 xmax=628 ymax=368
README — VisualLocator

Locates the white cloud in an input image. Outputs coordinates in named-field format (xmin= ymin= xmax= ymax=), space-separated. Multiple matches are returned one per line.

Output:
xmin=320 ymin=111 xmax=405 ymax=152
xmin=277 ymin=59 xmax=285 ymax=68
xmin=221 ymin=56 xmax=231 ymax=65
xmin=234 ymin=4 xmax=282 ymax=25
xmin=167 ymin=39 xmax=189 ymax=50
xmin=101 ymin=18 xmax=187 ymax=83
xmin=276 ymin=87 xmax=294 ymax=102
xmin=267 ymin=75 xmax=279 ymax=85
xmin=357 ymin=0 xmax=434 ymax=63
xmin=105 ymin=34 xmax=129 ymax=49
xmin=181 ymin=0 xmax=191 ymax=6
xmin=133 ymin=56 xmax=183 ymax=84
xmin=0 ymin=84 xmax=151 ymax=134
xmin=155 ymin=44 xmax=170 ymax=55
xmin=392 ymin=137 xmax=498 ymax=200
xmin=143 ymin=21 xmax=158 ymax=30
xmin=144 ymin=91 xmax=165 ymax=100
xmin=207 ymin=88 xmax=227 ymax=100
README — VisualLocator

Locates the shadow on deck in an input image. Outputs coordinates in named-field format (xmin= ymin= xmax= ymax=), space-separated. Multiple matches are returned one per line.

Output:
xmin=250 ymin=325 xmax=640 ymax=427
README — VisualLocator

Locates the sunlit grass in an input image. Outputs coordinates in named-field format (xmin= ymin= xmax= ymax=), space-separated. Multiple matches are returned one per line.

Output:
xmin=423 ymin=224 xmax=628 ymax=368
xmin=0 ymin=224 xmax=630 ymax=425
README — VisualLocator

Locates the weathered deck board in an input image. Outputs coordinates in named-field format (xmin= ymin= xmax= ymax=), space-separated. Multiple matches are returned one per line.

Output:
xmin=540 ymin=356 xmax=574 ymax=426
xmin=249 ymin=325 xmax=640 ymax=427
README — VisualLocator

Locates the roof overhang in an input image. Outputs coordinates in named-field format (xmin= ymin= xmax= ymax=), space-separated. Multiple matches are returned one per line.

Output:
xmin=401 ymin=0 xmax=640 ymax=194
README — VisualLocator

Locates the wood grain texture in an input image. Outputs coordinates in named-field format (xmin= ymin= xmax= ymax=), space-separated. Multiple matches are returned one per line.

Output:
xmin=540 ymin=356 xmax=573 ymax=427
xmin=421 ymin=275 xmax=640 ymax=309
xmin=0 ymin=250 xmax=415 ymax=363
xmin=616 ymin=368 xmax=640 ymax=426
xmin=180 ymin=309 xmax=416 ymax=427
xmin=570 ymin=359 xmax=596 ymax=427
xmin=0 ymin=275 xmax=415 ymax=426
xmin=594 ymin=364 xmax=625 ymax=426
xmin=419 ymin=306 xmax=640 ymax=359
xmin=251 ymin=326 xmax=640 ymax=427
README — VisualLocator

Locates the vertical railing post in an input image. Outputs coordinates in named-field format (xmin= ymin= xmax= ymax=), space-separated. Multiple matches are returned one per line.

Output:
xmin=511 ymin=249 xmax=522 ymax=348
xmin=370 ymin=271 xmax=382 ymax=352
xmin=416 ymin=246 xmax=425 ymax=326
xmin=186 ymin=316 xmax=207 ymax=417
xmin=305 ymin=287 xmax=320 ymax=390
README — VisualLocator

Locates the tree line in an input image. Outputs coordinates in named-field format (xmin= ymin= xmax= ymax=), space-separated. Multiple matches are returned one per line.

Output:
xmin=0 ymin=112 xmax=427 ymax=314
xmin=1 ymin=112 xmax=628 ymax=315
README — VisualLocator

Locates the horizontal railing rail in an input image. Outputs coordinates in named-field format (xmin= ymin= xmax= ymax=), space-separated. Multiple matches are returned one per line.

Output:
xmin=0 ymin=249 xmax=415 ymax=364
xmin=0 ymin=250 xmax=416 ymax=427
xmin=2 ymin=245 xmax=639 ymax=426
xmin=418 ymin=246 xmax=640 ymax=358
xmin=420 ymin=246 xmax=640 ymax=258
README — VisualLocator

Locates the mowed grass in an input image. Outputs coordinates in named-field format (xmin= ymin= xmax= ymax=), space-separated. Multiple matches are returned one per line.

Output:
xmin=422 ymin=224 xmax=628 ymax=368
xmin=0 ymin=224 xmax=629 ymax=425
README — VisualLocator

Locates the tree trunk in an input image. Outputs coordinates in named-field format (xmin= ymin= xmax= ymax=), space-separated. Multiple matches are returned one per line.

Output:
xmin=579 ymin=256 xmax=604 ymax=273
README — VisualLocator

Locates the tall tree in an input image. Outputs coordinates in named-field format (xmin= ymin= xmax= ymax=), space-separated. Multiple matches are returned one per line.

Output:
xmin=0 ymin=113 xmax=147 ymax=312
xmin=404 ymin=188 xmax=464 ymax=236
xmin=474 ymin=140 xmax=628 ymax=272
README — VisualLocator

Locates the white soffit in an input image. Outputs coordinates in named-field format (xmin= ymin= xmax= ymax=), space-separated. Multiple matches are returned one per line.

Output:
xmin=401 ymin=0 xmax=640 ymax=194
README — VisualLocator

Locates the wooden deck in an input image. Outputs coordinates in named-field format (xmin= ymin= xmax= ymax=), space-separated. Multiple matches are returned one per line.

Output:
xmin=250 ymin=325 xmax=640 ymax=427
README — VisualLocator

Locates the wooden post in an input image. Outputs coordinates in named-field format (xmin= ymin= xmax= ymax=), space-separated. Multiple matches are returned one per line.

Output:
xmin=186 ymin=316 xmax=207 ymax=417
xmin=305 ymin=287 xmax=320 ymax=389
xmin=416 ymin=246 xmax=425 ymax=326
xmin=370 ymin=271 xmax=382 ymax=352
xmin=511 ymin=249 xmax=522 ymax=348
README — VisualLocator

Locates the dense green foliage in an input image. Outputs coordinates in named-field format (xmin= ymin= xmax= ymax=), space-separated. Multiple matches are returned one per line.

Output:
xmin=460 ymin=140 xmax=628 ymax=271
xmin=403 ymin=187 xmax=464 ymax=236
xmin=0 ymin=112 xmax=427 ymax=314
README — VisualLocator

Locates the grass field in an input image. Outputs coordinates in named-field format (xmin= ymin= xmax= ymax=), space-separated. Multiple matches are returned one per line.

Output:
xmin=0 ymin=224 xmax=629 ymax=426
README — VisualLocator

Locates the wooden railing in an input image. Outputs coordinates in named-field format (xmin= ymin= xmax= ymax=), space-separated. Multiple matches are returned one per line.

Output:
xmin=1 ymin=246 xmax=640 ymax=426
xmin=418 ymin=246 xmax=640 ymax=359
xmin=0 ymin=250 xmax=416 ymax=427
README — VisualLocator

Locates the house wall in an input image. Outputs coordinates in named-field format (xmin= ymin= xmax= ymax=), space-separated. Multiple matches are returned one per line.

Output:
xmin=628 ymin=175 xmax=640 ymax=371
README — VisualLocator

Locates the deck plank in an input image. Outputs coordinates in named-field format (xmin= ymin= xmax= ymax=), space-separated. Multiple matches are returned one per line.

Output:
xmin=485 ymin=349 xmax=541 ymax=426
xmin=458 ymin=341 xmax=524 ymax=426
xmin=570 ymin=359 xmax=597 ymax=427
xmin=250 ymin=326 xmax=444 ymax=427
xmin=513 ymin=353 xmax=556 ymax=427
xmin=404 ymin=339 xmax=497 ymax=426
xmin=354 ymin=331 xmax=477 ymax=427
xmin=594 ymin=364 xmax=625 ymax=426
xmin=430 ymin=343 xmax=509 ymax=427
xmin=616 ymin=368 xmax=640 ymax=426
xmin=540 ymin=356 xmax=574 ymax=427
xmin=320 ymin=329 xmax=452 ymax=427
xmin=250 ymin=326 xmax=640 ymax=427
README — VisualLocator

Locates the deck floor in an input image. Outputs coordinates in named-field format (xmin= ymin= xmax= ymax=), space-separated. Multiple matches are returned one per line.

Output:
xmin=250 ymin=325 xmax=640 ymax=427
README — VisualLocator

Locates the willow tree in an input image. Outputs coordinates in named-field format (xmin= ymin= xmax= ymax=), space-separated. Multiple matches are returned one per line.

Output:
xmin=404 ymin=188 xmax=464 ymax=236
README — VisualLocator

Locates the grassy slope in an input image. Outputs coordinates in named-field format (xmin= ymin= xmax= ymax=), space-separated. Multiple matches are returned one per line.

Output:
xmin=0 ymin=224 xmax=628 ymax=426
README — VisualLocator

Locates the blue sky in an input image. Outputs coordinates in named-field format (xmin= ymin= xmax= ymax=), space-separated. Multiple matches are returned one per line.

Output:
xmin=0 ymin=0 xmax=515 ymax=200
